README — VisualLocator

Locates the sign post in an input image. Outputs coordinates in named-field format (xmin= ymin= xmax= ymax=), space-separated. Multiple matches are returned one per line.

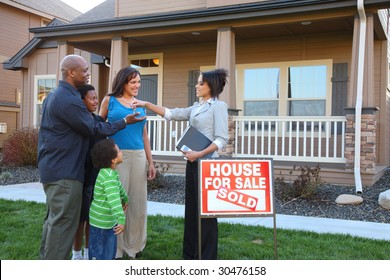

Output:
xmin=198 ymin=158 xmax=277 ymax=259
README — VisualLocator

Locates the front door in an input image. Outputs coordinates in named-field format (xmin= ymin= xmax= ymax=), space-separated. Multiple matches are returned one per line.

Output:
xmin=138 ymin=74 xmax=158 ymax=116
xmin=138 ymin=74 xmax=158 ymax=146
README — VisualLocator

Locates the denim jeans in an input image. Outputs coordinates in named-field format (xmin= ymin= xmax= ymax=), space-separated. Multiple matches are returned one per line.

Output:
xmin=89 ymin=225 xmax=116 ymax=260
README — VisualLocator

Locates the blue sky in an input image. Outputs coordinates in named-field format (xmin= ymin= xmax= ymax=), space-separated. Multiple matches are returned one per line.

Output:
xmin=61 ymin=0 xmax=105 ymax=13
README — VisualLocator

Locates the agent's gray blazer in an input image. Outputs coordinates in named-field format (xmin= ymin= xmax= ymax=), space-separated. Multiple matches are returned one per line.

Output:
xmin=166 ymin=98 xmax=229 ymax=157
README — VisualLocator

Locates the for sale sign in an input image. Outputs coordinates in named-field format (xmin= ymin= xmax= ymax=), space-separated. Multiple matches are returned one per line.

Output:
xmin=199 ymin=159 xmax=273 ymax=216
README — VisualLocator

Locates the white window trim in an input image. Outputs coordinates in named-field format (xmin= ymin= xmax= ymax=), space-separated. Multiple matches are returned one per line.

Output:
xmin=236 ymin=59 xmax=333 ymax=117
xmin=33 ymin=74 xmax=56 ymax=126
xmin=128 ymin=53 xmax=163 ymax=106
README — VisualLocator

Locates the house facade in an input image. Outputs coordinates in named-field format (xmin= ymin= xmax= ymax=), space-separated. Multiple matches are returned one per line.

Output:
xmin=0 ymin=0 xmax=81 ymax=148
xmin=4 ymin=0 xmax=390 ymax=187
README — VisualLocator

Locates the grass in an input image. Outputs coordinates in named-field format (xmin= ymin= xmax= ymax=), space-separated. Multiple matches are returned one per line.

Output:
xmin=0 ymin=198 xmax=389 ymax=260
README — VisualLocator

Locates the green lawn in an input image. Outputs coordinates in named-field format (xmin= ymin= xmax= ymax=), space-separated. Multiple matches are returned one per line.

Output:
xmin=0 ymin=199 xmax=389 ymax=260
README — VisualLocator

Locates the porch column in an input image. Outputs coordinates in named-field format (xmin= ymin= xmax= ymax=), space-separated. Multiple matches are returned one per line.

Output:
xmin=56 ymin=41 xmax=74 ymax=84
xmin=378 ymin=41 xmax=389 ymax=165
xmin=216 ymin=27 xmax=236 ymax=109
xmin=347 ymin=8 xmax=375 ymax=192
xmin=108 ymin=37 xmax=128 ymax=91
xmin=345 ymin=108 xmax=378 ymax=173
xmin=220 ymin=109 xmax=240 ymax=157
xmin=216 ymin=27 xmax=238 ymax=157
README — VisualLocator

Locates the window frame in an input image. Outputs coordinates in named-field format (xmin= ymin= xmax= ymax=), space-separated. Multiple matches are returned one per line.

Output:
xmin=33 ymin=74 xmax=56 ymax=126
xmin=236 ymin=59 xmax=333 ymax=117
xmin=128 ymin=53 xmax=163 ymax=106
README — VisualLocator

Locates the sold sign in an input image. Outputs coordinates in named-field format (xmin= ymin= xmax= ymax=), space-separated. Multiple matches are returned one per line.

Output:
xmin=199 ymin=159 xmax=273 ymax=216
xmin=217 ymin=187 xmax=259 ymax=211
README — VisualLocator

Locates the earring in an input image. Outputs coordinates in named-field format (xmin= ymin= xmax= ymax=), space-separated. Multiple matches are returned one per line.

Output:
xmin=71 ymin=75 xmax=74 ymax=78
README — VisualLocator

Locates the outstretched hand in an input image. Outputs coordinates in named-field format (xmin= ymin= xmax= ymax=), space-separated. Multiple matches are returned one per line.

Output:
xmin=125 ymin=112 xmax=146 ymax=124
xmin=133 ymin=98 xmax=147 ymax=108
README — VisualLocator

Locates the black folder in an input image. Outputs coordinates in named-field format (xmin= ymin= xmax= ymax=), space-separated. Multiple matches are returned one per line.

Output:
xmin=176 ymin=125 xmax=213 ymax=157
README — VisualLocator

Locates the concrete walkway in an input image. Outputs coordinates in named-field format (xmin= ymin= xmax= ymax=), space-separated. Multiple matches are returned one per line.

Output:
xmin=0 ymin=182 xmax=389 ymax=241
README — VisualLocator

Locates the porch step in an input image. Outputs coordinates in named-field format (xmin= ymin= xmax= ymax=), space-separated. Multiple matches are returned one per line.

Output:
xmin=153 ymin=155 xmax=186 ymax=175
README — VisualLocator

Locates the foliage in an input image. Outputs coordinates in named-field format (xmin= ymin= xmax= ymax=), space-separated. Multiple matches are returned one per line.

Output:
xmin=147 ymin=162 xmax=170 ymax=189
xmin=1 ymin=199 xmax=389 ymax=260
xmin=275 ymin=164 xmax=324 ymax=201
xmin=291 ymin=164 xmax=323 ymax=198
xmin=274 ymin=175 xmax=291 ymax=201
xmin=2 ymin=128 xmax=38 ymax=167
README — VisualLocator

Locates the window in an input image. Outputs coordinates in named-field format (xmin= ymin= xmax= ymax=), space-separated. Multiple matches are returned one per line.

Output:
xmin=243 ymin=68 xmax=279 ymax=116
xmin=237 ymin=60 xmax=332 ymax=117
xmin=130 ymin=58 xmax=160 ymax=68
xmin=34 ymin=75 xmax=56 ymax=126
xmin=288 ymin=65 xmax=327 ymax=116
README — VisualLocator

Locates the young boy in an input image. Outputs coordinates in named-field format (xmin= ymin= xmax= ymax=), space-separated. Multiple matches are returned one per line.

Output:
xmin=89 ymin=138 xmax=129 ymax=260
xmin=72 ymin=84 xmax=105 ymax=260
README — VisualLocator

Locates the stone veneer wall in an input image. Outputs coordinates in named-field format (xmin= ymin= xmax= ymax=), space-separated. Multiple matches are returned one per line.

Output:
xmin=345 ymin=111 xmax=377 ymax=173
xmin=219 ymin=109 xmax=239 ymax=157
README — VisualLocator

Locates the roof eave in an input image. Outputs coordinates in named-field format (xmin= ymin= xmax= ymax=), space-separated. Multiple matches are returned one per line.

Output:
xmin=30 ymin=0 xmax=390 ymax=38
xmin=3 ymin=38 xmax=42 ymax=70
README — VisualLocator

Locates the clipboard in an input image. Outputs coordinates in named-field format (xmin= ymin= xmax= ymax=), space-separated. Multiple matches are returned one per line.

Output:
xmin=176 ymin=125 xmax=213 ymax=158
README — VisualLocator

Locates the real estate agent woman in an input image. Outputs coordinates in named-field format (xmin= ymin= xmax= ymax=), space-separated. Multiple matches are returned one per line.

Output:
xmin=134 ymin=68 xmax=229 ymax=260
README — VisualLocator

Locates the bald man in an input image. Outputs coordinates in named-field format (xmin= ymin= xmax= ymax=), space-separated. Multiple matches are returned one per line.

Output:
xmin=38 ymin=54 xmax=146 ymax=259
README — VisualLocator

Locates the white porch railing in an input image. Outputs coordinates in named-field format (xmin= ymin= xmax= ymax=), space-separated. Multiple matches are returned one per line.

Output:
xmin=146 ymin=116 xmax=189 ymax=156
xmin=234 ymin=116 xmax=346 ymax=163
xmin=147 ymin=115 xmax=347 ymax=164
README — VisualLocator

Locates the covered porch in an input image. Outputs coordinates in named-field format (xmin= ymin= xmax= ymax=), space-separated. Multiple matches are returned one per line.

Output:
xmin=147 ymin=114 xmax=386 ymax=186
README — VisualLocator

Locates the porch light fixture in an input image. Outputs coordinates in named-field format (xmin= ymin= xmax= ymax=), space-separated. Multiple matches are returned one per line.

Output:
xmin=103 ymin=57 xmax=110 ymax=68
xmin=152 ymin=58 xmax=159 ymax=66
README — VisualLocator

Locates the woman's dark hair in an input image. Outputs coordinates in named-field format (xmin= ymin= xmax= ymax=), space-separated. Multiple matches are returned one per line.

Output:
xmin=91 ymin=138 xmax=118 ymax=169
xmin=77 ymin=84 xmax=95 ymax=99
xmin=109 ymin=66 xmax=140 ymax=97
xmin=200 ymin=68 xmax=229 ymax=98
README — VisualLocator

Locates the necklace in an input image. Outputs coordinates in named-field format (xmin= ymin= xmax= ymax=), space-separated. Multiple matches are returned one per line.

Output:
xmin=121 ymin=96 xmax=134 ymax=106
xmin=121 ymin=96 xmax=136 ymax=113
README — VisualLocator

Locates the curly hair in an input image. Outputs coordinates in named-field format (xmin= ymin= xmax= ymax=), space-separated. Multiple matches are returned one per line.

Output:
xmin=200 ymin=68 xmax=229 ymax=98
xmin=77 ymin=84 xmax=95 ymax=99
xmin=91 ymin=138 xmax=118 ymax=169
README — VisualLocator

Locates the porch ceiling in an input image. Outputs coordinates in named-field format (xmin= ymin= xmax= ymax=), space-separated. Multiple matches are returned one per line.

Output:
xmin=71 ymin=16 xmax=355 ymax=57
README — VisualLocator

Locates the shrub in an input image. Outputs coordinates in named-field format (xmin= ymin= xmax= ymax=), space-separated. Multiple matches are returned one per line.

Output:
xmin=2 ymin=128 xmax=38 ymax=167
xmin=274 ymin=164 xmax=323 ymax=201
xmin=274 ymin=175 xmax=291 ymax=201
xmin=147 ymin=162 xmax=170 ymax=189
xmin=290 ymin=164 xmax=323 ymax=198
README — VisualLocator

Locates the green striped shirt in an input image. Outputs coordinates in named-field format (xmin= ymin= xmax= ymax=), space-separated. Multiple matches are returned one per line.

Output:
xmin=89 ymin=168 xmax=129 ymax=229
